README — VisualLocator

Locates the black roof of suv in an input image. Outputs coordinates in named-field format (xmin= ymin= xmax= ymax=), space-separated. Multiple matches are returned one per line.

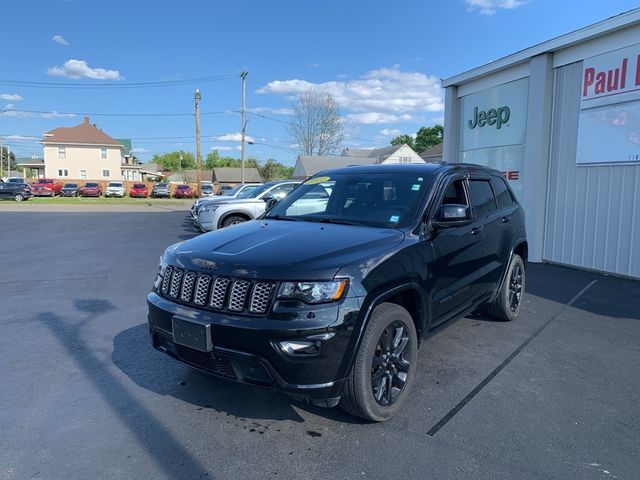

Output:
xmin=147 ymin=162 xmax=527 ymax=421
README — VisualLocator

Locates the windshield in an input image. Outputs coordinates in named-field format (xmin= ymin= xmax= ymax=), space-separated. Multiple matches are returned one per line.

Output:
xmin=64 ymin=183 xmax=78 ymax=188
xmin=238 ymin=183 xmax=274 ymax=199
xmin=108 ymin=183 xmax=123 ymax=187
xmin=85 ymin=183 xmax=99 ymax=187
xmin=39 ymin=179 xmax=53 ymax=184
xmin=155 ymin=183 xmax=167 ymax=188
xmin=265 ymin=172 xmax=431 ymax=228
xmin=133 ymin=183 xmax=146 ymax=188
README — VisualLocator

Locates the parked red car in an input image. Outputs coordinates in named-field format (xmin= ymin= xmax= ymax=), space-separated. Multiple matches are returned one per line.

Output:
xmin=130 ymin=182 xmax=149 ymax=198
xmin=173 ymin=184 xmax=194 ymax=199
xmin=31 ymin=178 xmax=63 ymax=197
xmin=79 ymin=182 xmax=102 ymax=197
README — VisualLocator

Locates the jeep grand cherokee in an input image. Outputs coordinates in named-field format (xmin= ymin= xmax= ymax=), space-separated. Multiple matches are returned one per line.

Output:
xmin=147 ymin=163 xmax=527 ymax=421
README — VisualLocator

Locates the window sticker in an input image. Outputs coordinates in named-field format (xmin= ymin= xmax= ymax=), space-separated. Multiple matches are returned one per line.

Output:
xmin=412 ymin=184 xmax=421 ymax=191
xmin=389 ymin=215 xmax=400 ymax=223
xmin=418 ymin=177 xmax=423 ymax=181
xmin=305 ymin=176 xmax=330 ymax=185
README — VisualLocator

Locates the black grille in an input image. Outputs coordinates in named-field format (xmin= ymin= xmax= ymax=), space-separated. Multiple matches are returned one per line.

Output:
xmin=159 ymin=267 xmax=276 ymax=315
xmin=175 ymin=345 xmax=236 ymax=378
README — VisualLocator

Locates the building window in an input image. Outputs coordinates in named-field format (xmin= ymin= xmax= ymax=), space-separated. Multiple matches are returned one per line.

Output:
xmin=58 ymin=147 xmax=66 ymax=159
xmin=57 ymin=169 xmax=69 ymax=177
xmin=102 ymin=170 xmax=110 ymax=178
xmin=80 ymin=170 xmax=87 ymax=179
xmin=101 ymin=148 xmax=107 ymax=159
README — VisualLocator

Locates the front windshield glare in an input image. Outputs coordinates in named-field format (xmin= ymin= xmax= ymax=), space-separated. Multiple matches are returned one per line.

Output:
xmin=237 ymin=184 xmax=265 ymax=199
xmin=266 ymin=172 xmax=430 ymax=228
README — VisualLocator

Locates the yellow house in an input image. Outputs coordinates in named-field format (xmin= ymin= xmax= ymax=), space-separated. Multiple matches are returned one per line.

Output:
xmin=41 ymin=117 xmax=136 ymax=181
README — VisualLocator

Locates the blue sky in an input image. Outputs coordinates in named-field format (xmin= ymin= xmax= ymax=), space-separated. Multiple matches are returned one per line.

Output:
xmin=1 ymin=0 xmax=638 ymax=165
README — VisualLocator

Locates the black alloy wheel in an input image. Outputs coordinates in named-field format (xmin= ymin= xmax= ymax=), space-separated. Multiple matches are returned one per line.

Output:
xmin=371 ymin=321 xmax=411 ymax=406
xmin=508 ymin=262 xmax=523 ymax=313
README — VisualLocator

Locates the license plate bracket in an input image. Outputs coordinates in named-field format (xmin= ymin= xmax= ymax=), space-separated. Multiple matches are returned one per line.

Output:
xmin=172 ymin=317 xmax=212 ymax=352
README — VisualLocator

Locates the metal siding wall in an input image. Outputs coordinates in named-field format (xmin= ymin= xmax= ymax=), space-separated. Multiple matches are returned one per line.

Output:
xmin=545 ymin=62 xmax=640 ymax=278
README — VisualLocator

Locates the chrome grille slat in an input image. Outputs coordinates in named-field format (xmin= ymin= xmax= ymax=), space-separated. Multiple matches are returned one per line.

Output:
xmin=249 ymin=282 xmax=274 ymax=314
xmin=228 ymin=280 xmax=251 ymax=312
xmin=193 ymin=274 xmax=212 ymax=306
xmin=209 ymin=278 xmax=231 ymax=310
xmin=169 ymin=268 xmax=184 ymax=298
xmin=180 ymin=271 xmax=197 ymax=302
xmin=161 ymin=266 xmax=173 ymax=295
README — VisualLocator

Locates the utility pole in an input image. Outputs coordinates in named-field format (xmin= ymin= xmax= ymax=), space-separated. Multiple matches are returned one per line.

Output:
xmin=0 ymin=138 xmax=3 ymax=179
xmin=194 ymin=89 xmax=202 ymax=196
xmin=240 ymin=71 xmax=248 ymax=185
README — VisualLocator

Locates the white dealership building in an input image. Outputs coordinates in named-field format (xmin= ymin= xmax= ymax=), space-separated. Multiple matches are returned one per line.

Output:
xmin=442 ymin=8 xmax=640 ymax=279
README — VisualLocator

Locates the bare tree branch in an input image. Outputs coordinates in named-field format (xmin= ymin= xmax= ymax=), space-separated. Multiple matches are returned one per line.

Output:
xmin=287 ymin=88 xmax=344 ymax=156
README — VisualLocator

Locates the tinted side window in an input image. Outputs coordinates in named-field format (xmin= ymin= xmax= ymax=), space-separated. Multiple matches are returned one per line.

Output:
xmin=441 ymin=179 xmax=467 ymax=206
xmin=469 ymin=180 xmax=497 ymax=216
xmin=491 ymin=177 xmax=514 ymax=210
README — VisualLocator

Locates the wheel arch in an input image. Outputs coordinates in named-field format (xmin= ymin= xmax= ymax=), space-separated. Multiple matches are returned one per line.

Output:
xmin=217 ymin=209 xmax=253 ymax=229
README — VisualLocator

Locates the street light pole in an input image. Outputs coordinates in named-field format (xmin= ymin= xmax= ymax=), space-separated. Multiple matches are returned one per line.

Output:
xmin=240 ymin=71 xmax=248 ymax=185
xmin=194 ymin=89 xmax=202 ymax=197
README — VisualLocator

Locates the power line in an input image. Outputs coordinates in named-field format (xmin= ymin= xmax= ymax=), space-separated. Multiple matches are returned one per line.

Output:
xmin=0 ymin=74 xmax=232 ymax=89
xmin=1 ymin=109 xmax=238 ymax=118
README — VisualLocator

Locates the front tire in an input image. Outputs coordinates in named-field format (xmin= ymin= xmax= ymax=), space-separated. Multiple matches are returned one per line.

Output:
xmin=221 ymin=215 xmax=247 ymax=228
xmin=340 ymin=302 xmax=417 ymax=422
xmin=486 ymin=253 xmax=525 ymax=321
xmin=14 ymin=194 xmax=24 ymax=202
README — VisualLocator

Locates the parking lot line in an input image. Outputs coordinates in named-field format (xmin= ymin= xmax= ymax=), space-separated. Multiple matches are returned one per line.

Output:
xmin=426 ymin=279 xmax=598 ymax=436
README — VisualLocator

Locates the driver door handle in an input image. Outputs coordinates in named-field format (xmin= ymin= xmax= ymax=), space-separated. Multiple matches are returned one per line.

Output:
xmin=470 ymin=226 xmax=483 ymax=235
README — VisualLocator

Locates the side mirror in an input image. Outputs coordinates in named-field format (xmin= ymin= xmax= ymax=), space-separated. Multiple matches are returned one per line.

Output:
xmin=431 ymin=204 xmax=472 ymax=229
xmin=265 ymin=198 xmax=279 ymax=210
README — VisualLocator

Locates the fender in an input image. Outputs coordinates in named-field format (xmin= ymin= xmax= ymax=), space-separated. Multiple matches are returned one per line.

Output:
xmin=335 ymin=282 xmax=429 ymax=382
xmin=489 ymin=237 xmax=528 ymax=303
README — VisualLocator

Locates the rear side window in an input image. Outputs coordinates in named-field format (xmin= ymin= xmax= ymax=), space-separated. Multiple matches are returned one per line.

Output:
xmin=491 ymin=177 xmax=514 ymax=210
xmin=469 ymin=180 xmax=497 ymax=216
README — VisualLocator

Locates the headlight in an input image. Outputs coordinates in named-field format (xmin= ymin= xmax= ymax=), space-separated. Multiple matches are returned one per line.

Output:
xmin=200 ymin=205 xmax=219 ymax=214
xmin=154 ymin=255 xmax=168 ymax=289
xmin=278 ymin=280 xmax=348 ymax=304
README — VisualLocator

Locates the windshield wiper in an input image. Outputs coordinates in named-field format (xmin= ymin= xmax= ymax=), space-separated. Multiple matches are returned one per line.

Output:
xmin=310 ymin=216 xmax=367 ymax=226
xmin=265 ymin=214 xmax=302 ymax=222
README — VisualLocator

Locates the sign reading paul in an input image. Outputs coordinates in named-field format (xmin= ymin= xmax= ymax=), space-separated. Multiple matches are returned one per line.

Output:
xmin=460 ymin=77 xmax=529 ymax=199
xmin=577 ymin=43 xmax=640 ymax=165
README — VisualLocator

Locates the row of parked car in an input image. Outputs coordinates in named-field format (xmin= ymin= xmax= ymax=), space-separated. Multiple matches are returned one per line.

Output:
xmin=189 ymin=180 xmax=301 ymax=232
xmin=0 ymin=177 xmax=208 ymax=201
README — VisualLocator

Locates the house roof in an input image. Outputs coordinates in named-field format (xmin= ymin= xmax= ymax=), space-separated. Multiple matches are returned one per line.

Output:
xmin=293 ymin=155 xmax=373 ymax=178
xmin=117 ymin=139 xmax=132 ymax=156
xmin=419 ymin=143 xmax=443 ymax=159
xmin=41 ymin=117 xmax=123 ymax=147
xmin=443 ymin=7 xmax=640 ymax=87
xmin=212 ymin=167 xmax=262 ymax=183
xmin=16 ymin=157 xmax=45 ymax=166
xmin=140 ymin=162 xmax=160 ymax=173
xmin=341 ymin=144 xmax=404 ymax=161
xmin=166 ymin=169 xmax=214 ymax=183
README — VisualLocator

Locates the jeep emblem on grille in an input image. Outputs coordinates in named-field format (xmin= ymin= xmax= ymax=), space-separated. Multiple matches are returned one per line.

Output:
xmin=193 ymin=258 xmax=218 ymax=271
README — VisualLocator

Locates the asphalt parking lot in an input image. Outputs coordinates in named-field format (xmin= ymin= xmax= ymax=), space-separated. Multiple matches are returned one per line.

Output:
xmin=1 ymin=206 xmax=639 ymax=480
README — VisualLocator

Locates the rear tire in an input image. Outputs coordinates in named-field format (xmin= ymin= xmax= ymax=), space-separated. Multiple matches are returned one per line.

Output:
xmin=222 ymin=215 xmax=247 ymax=228
xmin=340 ymin=302 xmax=417 ymax=422
xmin=486 ymin=254 xmax=525 ymax=321
xmin=14 ymin=194 xmax=24 ymax=202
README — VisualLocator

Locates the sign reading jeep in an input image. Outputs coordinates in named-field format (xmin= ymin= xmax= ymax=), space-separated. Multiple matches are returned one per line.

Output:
xmin=468 ymin=105 xmax=510 ymax=130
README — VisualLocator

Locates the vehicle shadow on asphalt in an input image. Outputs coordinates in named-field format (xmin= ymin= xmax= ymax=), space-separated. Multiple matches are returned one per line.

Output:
xmin=37 ymin=300 xmax=211 ymax=479
xmin=111 ymin=323 xmax=365 ymax=425
xmin=177 ymin=217 xmax=200 ymax=241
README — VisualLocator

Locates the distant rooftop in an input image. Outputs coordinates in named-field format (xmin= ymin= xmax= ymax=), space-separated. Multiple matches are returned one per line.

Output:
xmin=41 ymin=116 xmax=123 ymax=147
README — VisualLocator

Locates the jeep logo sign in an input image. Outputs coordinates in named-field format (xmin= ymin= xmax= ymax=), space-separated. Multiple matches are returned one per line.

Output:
xmin=468 ymin=106 xmax=510 ymax=130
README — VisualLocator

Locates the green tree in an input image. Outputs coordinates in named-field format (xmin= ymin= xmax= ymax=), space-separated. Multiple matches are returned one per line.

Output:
xmin=389 ymin=125 xmax=444 ymax=154
xmin=204 ymin=150 xmax=260 ymax=169
xmin=258 ymin=159 xmax=294 ymax=181
xmin=389 ymin=134 xmax=415 ymax=150
xmin=414 ymin=125 xmax=444 ymax=153
xmin=1 ymin=146 xmax=18 ymax=174
xmin=151 ymin=151 xmax=196 ymax=171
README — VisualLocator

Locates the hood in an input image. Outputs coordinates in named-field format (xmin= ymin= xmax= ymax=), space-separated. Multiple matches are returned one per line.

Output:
xmin=197 ymin=195 xmax=239 ymax=206
xmin=165 ymin=219 xmax=404 ymax=280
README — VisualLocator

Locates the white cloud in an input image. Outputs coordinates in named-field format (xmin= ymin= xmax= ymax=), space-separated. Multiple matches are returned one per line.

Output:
xmin=344 ymin=112 xmax=415 ymax=125
xmin=380 ymin=128 xmax=403 ymax=137
xmin=212 ymin=132 xmax=255 ymax=143
xmin=0 ymin=108 xmax=76 ymax=118
xmin=3 ymin=134 xmax=41 ymax=142
xmin=464 ymin=0 xmax=527 ymax=15
xmin=210 ymin=145 xmax=234 ymax=151
xmin=52 ymin=34 xmax=69 ymax=46
xmin=46 ymin=59 xmax=122 ymax=80
xmin=310 ymin=62 xmax=320 ymax=68
xmin=131 ymin=148 xmax=149 ymax=154
xmin=257 ymin=66 xmax=443 ymax=125
xmin=0 ymin=93 xmax=23 ymax=101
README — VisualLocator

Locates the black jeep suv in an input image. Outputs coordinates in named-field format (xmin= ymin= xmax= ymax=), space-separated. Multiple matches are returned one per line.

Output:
xmin=147 ymin=163 xmax=527 ymax=421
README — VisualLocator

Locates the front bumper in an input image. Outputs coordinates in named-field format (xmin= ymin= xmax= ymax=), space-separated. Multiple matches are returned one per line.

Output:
xmin=147 ymin=291 xmax=362 ymax=405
